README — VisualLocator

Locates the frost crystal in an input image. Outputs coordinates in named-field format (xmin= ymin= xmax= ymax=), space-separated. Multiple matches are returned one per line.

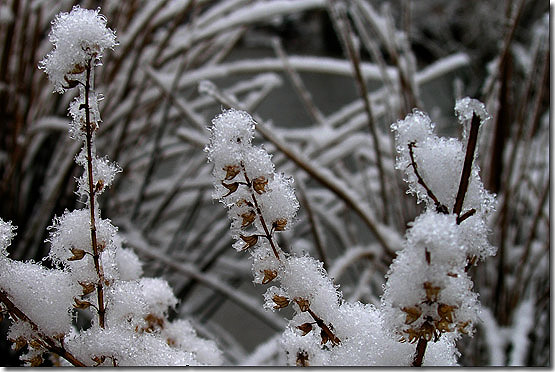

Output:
xmin=39 ymin=6 xmax=116 ymax=93
xmin=0 ymin=219 xmax=16 ymax=257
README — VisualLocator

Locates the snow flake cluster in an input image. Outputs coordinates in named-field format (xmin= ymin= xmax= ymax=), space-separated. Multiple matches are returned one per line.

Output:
xmin=39 ymin=6 xmax=116 ymax=93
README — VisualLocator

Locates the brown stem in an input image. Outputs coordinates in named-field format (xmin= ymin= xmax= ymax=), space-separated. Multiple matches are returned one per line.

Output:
xmin=453 ymin=113 xmax=481 ymax=221
xmin=0 ymin=290 xmax=86 ymax=367
xmin=332 ymin=4 xmax=389 ymax=223
xmin=239 ymin=161 xmax=281 ymax=261
xmin=306 ymin=307 xmax=341 ymax=346
xmin=84 ymin=60 xmax=106 ymax=328
xmin=408 ymin=142 xmax=448 ymax=214
xmin=412 ymin=337 xmax=427 ymax=367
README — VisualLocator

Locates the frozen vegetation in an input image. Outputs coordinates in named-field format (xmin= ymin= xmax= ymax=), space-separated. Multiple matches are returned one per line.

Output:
xmin=0 ymin=0 xmax=549 ymax=367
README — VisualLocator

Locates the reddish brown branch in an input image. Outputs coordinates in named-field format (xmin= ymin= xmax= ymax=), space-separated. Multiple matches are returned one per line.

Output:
xmin=239 ymin=161 xmax=281 ymax=261
xmin=84 ymin=61 xmax=106 ymax=328
xmin=408 ymin=142 xmax=448 ymax=214
xmin=453 ymin=114 xmax=481 ymax=221
xmin=0 ymin=290 xmax=86 ymax=367
xmin=412 ymin=337 xmax=427 ymax=367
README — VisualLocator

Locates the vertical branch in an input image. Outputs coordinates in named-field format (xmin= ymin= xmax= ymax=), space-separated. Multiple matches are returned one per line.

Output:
xmin=328 ymin=2 xmax=390 ymax=223
xmin=453 ymin=113 xmax=481 ymax=222
xmin=84 ymin=60 xmax=105 ymax=328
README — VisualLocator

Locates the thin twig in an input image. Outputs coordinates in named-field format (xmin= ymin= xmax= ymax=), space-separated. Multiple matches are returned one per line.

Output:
xmin=408 ymin=142 xmax=448 ymax=214
xmin=453 ymin=113 xmax=481 ymax=223
xmin=0 ymin=290 xmax=86 ymax=367
xmin=329 ymin=2 xmax=389 ymax=224
xmin=412 ymin=337 xmax=427 ymax=367
xmin=84 ymin=60 xmax=106 ymax=328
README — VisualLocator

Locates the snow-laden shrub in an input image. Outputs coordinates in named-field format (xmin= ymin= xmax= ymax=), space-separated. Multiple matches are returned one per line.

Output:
xmin=206 ymin=104 xmax=495 ymax=365
xmin=0 ymin=6 xmax=222 ymax=366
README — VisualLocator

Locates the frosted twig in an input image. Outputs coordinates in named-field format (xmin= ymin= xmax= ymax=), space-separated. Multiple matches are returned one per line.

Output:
xmin=83 ymin=61 xmax=106 ymax=329
xmin=0 ymin=290 xmax=86 ymax=367
xmin=328 ymin=2 xmax=389 ymax=223
xmin=271 ymin=37 xmax=325 ymax=125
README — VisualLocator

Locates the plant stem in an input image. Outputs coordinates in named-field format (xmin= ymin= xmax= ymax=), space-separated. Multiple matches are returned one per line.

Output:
xmin=0 ymin=290 xmax=86 ymax=367
xmin=239 ymin=161 xmax=281 ymax=261
xmin=412 ymin=337 xmax=427 ymax=367
xmin=453 ymin=113 xmax=481 ymax=222
xmin=84 ymin=60 xmax=105 ymax=328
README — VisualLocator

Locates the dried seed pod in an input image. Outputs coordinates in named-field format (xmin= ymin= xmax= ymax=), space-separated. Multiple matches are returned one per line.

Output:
xmin=297 ymin=322 xmax=313 ymax=336
xmin=437 ymin=303 xmax=456 ymax=323
xmin=405 ymin=328 xmax=420 ymax=343
xmin=240 ymin=234 xmax=259 ymax=249
xmin=423 ymin=282 xmax=441 ymax=302
xmin=236 ymin=199 xmax=254 ymax=208
xmin=272 ymin=218 xmax=287 ymax=231
xmin=447 ymin=272 xmax=458 ymax=278
xmin=29 ymin=339 xmax=43 ymax=349
xmin=68 ymin=247 xmax=86 ymax=261
xmin=222 ymin=181 xmax=239 ymax=197
xmin=223 ymin=165 xmax=241 ymax=180
xmin=296 ymin=350 xmax=309 ymax=367
xmin=92 ymin=355 xmax=106 ymax=366
xmin=95 ymin=179 xmax=105 ymax=193
xmin=320 ymin=328 xmax=330 ymax=345
xmin=240 ymin=210 xmax=256 ymax=228
xmin=73 ymin=298 xmax=91 ymax=309
xmin=144 ymin=313 xmax=165 ymax=332
xmin=11 ymin=337 xmax=27 ymax=351
xmin=401 ymin=306 xmax=422 ymax=325
xmin=261 ymin=269 xmax=278 ymax=284
xmin=272 ymin=294 xmax=290 ymax=309
xmin=294 ymin=297 xmax=310 ymax=312
xmin=252 ymin=176 xmax=268 ymax=194
xmin=79 ymin=281 xmax=96 ymax=295
xmin=28 ymin=354 xmax=44 ymax=367
xmin=69 ymin=63 xmax=86 ymax=74
xmin=457 ymin=321 xmax=470 ymax=334
xmin=436 ymin=319 xmax=452 ymax=333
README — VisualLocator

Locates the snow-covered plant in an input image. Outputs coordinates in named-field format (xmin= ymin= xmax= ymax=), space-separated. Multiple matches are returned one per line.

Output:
xmin=0 ymin=6 xmax=221 ymax=366
xmin=205 ymin=107 xmax=493 ymax=366
xmin=382 ymin=98 xmax=496 ymax=365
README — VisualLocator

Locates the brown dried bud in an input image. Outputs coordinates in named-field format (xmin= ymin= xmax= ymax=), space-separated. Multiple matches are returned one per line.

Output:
xmin=240 ymin=210 xmax=256 ymax=228
xmin=294 ymin=297 xmax=310 ymax=312
xmin=437 ymin=303 xmax=456 ymax=323
xmin=68 ymin=247 xmax=86 ymax=261
xmin=261 ymin=269 xmax=278 ymax=284
xmin=97 ymin=241 xmax=106 ymax=253
xmin=423 ymin=282 xmax=441 ymax=302
xmin=11 ymin=337 xmax=27 ymax=351
xmin=436 ymin=319 xmax=452 ymax=333
xmin=457 ymin=320 xmax=471 ymax=334
xmin=296 ymin=350 xmax=309 ymax=367
xmin=222 ymin=181 xmax=239 ymax=197
xmin=223 ymin=165 xmax=241 ymax=181
xmin=297 ymin=322 xmax=313 ymax=336
xmin=240 ymin=234 xmax=259 ymax=249
xmin=272 ymin=219 xmax=287 ymax=231
xmin=405 ymin=328 xmax=420 ymax=344
xmin=69 ymin=63 xmax=86 ymax=74
xmin=28 ymin=354 xmax=44 ymax=367
xmin=95 ymin=179 xmax=105 ymax=193
xmin=144 ymin=313 xmax=165 ymax=332
xmin=420 ymin=321 xmax=435 ymax=341
xmin=272 ymin=294 xmax=290 ymax=309
xmin=252 ymin=176 xmax=268 ymax=194
xmin=73 ymin=298 xmax=91 ymax=310
xmin=79 ymin=281 xmax=96 ymax=296
xmin=447 ymin=272 xmax=458 ymax=278
xmin=92 ymin=355 xmax=106 ymax=366
xmin=401 ymin=306 xmax=422 ymax=325
xmin=236 ymin=199 xmax=254 ymax=208
xmin=29 ymin=339 xmax=43 ymax=349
